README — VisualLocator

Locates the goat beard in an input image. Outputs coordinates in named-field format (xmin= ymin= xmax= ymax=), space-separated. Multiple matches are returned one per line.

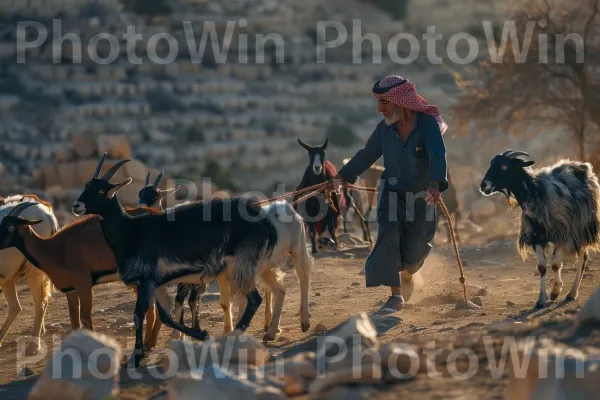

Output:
xmin=499 ymin=188 xmax=519 ymax=209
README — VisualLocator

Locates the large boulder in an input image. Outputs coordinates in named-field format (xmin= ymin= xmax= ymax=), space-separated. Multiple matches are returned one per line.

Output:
xmin=27 ymin=329 xmax=122 ymax=400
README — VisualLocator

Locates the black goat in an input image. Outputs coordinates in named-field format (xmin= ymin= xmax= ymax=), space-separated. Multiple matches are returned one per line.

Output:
xmin=294 ymin=138 xmax=370 ymax=253
xmin=72 ymin=154 xmax=279 ymax=368
xmin=480 ymin=149 xmax=600 ymax=309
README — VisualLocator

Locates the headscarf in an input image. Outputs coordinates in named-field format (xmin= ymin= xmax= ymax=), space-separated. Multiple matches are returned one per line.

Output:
xmin=372 ymin=75 xmax=448 ymax=135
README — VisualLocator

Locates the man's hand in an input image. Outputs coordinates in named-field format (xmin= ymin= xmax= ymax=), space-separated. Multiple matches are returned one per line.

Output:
xmin=425 ymin=182 xmax=441 ymax=205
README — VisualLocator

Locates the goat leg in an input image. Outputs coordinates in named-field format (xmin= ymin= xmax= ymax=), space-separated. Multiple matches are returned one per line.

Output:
xmin=125 ymin=281 xmax=153 ymax=369
xmin=308 ymin=223 xmax=317 ymax=254
xmin=234 ymin=288 xmax=262 ymax=332
xmin=534 ymin=245 xmax=548 ymax=309
xmin=154 ymin=284 xmax=210 ymax=342
xmin=0 ymin=280 xmax=21 ymax=348
xmin=65 ymin=292 xmax=81 ymax=330
xmin=326 ymin=215 xmax=339 ymax=250
xmin=78 ymin=286 xmax=95 ymax=331
xmin=189 ymin=284 xmax=205 ymax=330
xmin=566 ymin=250 xmax=588 ymax=301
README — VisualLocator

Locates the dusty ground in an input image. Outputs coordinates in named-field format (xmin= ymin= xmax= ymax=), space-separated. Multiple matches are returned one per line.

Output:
xmin=0 ymin=212 xmax=598 ymax=399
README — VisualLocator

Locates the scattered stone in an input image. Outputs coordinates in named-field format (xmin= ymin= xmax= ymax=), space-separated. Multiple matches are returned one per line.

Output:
xmin=313 ymin=323 xmax=328 ymax=333
xmin=439 ymin=327 xmax=454 ymax=332
xmin=477 ymin=288 xmax=488 ymax=296
xmin=315 ymin=293 xmax=321 ymax=297
xmin=479 ymin=273 xmax=485 ymax=278
xmin=28 ymin=330 xmax=122 ymax=400
xmin=507 ymin=301 xmax=516 ymax=307
xmin=351 ymin=282 xmax=361 ymax=287
xmin=472 ymin=296 xmax=484 ymax=307
xmin=309 ymin=301 xmax=317 ymax=307
xmin=18 ymin=367 xmax=33 ymax=377
xmin=578 ymin=285 xmax=600 ymax=323
xmin=167 ymin=365 xmax=285 ymax=400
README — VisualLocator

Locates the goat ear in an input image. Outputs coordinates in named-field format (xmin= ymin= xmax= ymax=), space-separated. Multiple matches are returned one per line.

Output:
xmin=297 ymin=138 xmax=312 ymax=152
xmin=521 ymin=160 xmax=535 ymax=167
xmin=17 ymin=217 xmax=42 ymax=226
xmin=109 ymin=177 xmax=133 ymax=197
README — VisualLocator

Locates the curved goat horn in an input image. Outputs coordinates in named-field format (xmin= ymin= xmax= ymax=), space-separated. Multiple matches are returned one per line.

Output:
xmin=93 ymin=152 xmax=107 ymax=179
xmin=145 ymin=171 xmax=150 ymax=187
xmin=154 ymin=171 xmax=164 ymax=187
xmin=508 ymin=151 xmax=530 ymax=158
xmin=101 ymin=159 xmax=131 ymax=182
xmin=500 ymin=149 xmax=513 ymax=156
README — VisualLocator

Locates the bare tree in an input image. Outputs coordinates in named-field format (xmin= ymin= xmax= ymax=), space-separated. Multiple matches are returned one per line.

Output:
xmin=451 ymin=0 xmax=600 ymax=161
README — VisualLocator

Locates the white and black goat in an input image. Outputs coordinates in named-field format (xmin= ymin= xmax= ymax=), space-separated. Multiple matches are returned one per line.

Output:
xmin=480 ymin=150 xmax=600 ymax=308
xmin=72 ymin=154 xmax=312 ymax=367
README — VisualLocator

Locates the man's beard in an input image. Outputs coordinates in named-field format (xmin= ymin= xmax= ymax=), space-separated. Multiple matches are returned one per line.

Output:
xmin=384 ymin=108 xmax=400 ymax=126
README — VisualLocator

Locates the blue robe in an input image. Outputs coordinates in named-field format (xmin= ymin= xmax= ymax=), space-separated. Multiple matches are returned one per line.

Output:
xmin=338 ymin=112 xmax=448 ymax=287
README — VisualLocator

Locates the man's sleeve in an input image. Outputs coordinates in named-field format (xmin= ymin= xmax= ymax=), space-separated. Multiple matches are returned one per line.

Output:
xmin=338 ymin=125 xmax=383 ymax=184
xmin=424 ymin=116 xmax=449 ymax=193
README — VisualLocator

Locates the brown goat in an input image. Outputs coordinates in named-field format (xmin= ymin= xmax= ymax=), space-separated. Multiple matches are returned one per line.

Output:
xmin=0 ymin=202 xmax=167 ymax=351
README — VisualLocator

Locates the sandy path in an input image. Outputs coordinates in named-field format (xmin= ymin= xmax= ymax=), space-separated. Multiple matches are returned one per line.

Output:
xmin=0 ymin=223 xmax=597 ymax=399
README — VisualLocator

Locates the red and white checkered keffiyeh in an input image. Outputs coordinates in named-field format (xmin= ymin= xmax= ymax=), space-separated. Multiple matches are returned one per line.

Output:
xmin=372 ymin=75 xmax=448 ymax=135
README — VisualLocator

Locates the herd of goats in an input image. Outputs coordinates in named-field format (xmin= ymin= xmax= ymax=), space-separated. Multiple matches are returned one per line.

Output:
xmin=0 ymin=139 xmax=598 ymax=369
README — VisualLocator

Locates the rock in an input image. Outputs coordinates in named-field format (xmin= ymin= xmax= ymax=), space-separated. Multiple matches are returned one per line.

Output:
xmin=167 ymin=365 xmax=285 ymax=400
xmin=507 ymin=301 xmax=516 ymax=307
xmin=214 ymin=333 xmax=270 ymax=366
xmin=578 ymin=285 xmax=600 ymax=323
xmin=27 ymin=329 xmax=122 ymax=400
xmin=313 ymin=323 xmax=328 ymax=333
xmin=58 ymin=162 xmax=78 ymax=188
xmin=308 ymin=363 xmax=382 ymax=394
xmin=165 ymin=334 xmax=269 ymax=374
xmin=477 ymin=288 xmax=488 ymax=296
xmin=506 ymin=340 xmax=600 ymax=400
xmin=97 ymin=134 xmax=132 ymax=159
xmin=378 ymin=342 xmax=424 ymax=376
xmin=315 ymin=313 xmax=379 ymax=376
xmin=72 ymin=132 xmax=98 ymax=158
xmin=40 ymin=164 xmax=61 ymax=189
xmin=472 ymin=296 xmax=484 ymax=307
xmin=56 ymin=146 xmax=75 ymax=163
xmin=329 ymin=385 xmax=378 ymax=400
xmin=470 ymin=198 xmax=496 ymax=221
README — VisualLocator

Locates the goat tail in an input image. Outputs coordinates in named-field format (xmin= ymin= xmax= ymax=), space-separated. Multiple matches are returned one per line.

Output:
xmin=153 ymin=286 xmax=209 ymax=341
xmin=41 ymin=273 xmax=53 ymax=301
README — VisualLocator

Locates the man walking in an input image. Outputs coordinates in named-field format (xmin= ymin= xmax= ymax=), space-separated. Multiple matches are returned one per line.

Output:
xmin=331 ymin=75 xmax=449 ymax=313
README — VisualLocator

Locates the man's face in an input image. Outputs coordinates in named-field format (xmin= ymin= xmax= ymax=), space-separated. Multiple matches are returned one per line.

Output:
xmin=377 ymin=99 xmax=400 ymax=125
xmin=377 ymin=98 xmax=396 ymax=118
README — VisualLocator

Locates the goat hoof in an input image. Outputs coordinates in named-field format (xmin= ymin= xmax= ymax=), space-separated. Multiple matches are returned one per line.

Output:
xmin=124 ymin=350 xmax=144 ymax=369
xmin=534 ymin=299 xmax=547 ymax=309
xmin=262 ymin=333 xmax=276 ymax=342
xmin=301 ymin=322 xmax=310 ymax=333
xmin=549 ymin=291 xmax=560 ymax=301
xmin=565 ymin=293 xmax=577 ymax=302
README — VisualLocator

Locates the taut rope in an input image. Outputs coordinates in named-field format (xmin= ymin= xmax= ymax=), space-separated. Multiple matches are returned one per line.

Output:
xmin=249 ymin=180 xmax=469 ymax=303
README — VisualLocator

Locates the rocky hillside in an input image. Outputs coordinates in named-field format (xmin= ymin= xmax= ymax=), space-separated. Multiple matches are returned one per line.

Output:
xmin=0 ymin=0 xmax=580 ymax=219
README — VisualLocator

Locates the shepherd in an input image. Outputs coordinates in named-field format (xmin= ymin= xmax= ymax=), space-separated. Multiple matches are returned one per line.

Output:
xmin=330 ymin=75 xmax=449 ymax=313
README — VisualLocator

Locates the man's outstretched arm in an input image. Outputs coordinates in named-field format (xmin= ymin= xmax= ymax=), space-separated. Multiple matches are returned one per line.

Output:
xmin=336 ymin=125 xmax=383 ymax=184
